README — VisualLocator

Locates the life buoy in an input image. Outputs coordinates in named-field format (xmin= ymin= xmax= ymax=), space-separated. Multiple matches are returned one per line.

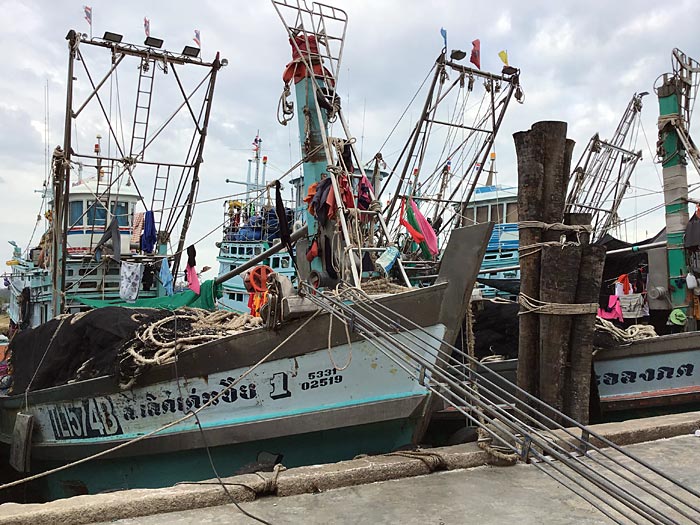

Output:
xmin=248 ymin=265 xmax=273 ymax=293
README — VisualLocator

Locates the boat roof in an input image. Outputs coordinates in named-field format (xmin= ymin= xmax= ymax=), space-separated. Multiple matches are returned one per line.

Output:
xmin=470 ymin=185 xmax=517 ymax=204
xmin=69 ymin=175 xmax=139 ymax=199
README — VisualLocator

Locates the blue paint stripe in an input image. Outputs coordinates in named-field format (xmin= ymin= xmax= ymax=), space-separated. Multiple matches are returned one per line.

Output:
xmin=49 ymin=390 xmax=426 ymax=444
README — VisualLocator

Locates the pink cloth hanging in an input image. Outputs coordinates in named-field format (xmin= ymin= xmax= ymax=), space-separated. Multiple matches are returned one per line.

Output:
xmin=597 ymin=295 xmax=623 ymax=323
xmin=185 ymin=264 xmax=200 ymax=295
xmin=409 ymin=199 xmax=438 ymax=256
xmin=131 ymin=212 xmax=145 ymax=244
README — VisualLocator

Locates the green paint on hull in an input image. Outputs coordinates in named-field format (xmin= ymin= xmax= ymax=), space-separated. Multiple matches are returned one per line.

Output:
xmin=38 ymin=418 xmax=418 ymax=500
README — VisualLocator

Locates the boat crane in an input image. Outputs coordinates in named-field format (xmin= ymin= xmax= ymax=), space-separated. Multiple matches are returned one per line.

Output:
xmin=565 ymin=93 xmax=646 ymax=241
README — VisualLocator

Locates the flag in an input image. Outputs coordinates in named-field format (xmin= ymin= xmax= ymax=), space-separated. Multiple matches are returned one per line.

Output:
xmin=83 ymin=5 xmax=92 ymax=25
xmin=474 ymin=162 xmax=482 ymax=171
xmin=193 ymin=29 xmax=201 ymax=47
xmin=446 ymin=159 xmax=452 ymax=172
xmin=498 ymin=50 xmax=509 ymax=66
xmin=144 ymin=17 xmax=150 ymax=38
xmin=470 ymin=39 xmax=481 ymax=69
xmin=439 ymin=27 xmax=447 ymax=49
xmin=252 ymin=135 xmax=261 ymax=152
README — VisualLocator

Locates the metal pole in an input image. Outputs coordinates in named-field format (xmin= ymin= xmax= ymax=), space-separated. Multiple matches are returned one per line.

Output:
xmin=172 ymin=53 xmax=222 ymax=277
xmin=384 ymin=55 xmax=443 ymax=221
xmin=53 ymin=30 xmax=79 ymax=317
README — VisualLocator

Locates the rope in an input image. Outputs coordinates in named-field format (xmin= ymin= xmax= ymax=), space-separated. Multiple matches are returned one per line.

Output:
xmin=595 ymin=317 xmax=658 ymax=342
xmin=384 ymin=450 xmax=447 ymax=471
xmin=476 ymin=426 xmax=519 ymax=465
xmin=0 ymin=310 xmax=321 ymax=492
xmin=518 ymin=221 xmax=592 ymax=233
xmin=518 ymin=293 xmax=598 ymax=315
xmin=360 ymin=278 xmax=410 ymax=295
xmin=119 ymin=308 xmax=263 ymax=388
xmin=325 ymin=311 xmax=353 ymax=371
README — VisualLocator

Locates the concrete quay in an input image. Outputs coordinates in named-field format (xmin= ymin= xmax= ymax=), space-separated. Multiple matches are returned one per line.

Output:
xmin=0 ymin=411 xmax=698 ymax=525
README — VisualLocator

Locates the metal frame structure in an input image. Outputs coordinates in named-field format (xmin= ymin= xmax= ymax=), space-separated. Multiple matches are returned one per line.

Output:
xmin=51 ymin=30 xmax=225 ymax=314
xmin=565 ymin=93 xmax=646 ymax=241
xmin=379 ymin=54 xmax=522 ymax=246
xmin=272 ymin=0 xmax=411 ymax=287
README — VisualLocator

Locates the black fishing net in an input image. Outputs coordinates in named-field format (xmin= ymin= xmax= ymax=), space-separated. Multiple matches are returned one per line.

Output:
xmin=8 ymin=307 xmax=168 ymax=393
xmin=9 ymin=307 xmax=260 ymax=393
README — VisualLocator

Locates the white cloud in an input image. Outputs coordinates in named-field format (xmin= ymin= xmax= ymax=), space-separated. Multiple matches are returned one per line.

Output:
xmin=1 ymin=0 xmax=699 ymax=271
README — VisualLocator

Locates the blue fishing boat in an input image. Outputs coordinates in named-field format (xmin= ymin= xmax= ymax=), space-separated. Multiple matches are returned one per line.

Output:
xmin=216 ymin=139 xmax=298 ymax=314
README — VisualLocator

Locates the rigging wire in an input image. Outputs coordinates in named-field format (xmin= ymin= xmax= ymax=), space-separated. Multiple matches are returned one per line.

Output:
xmin=300 ymin=284 xmax=700 ymax=524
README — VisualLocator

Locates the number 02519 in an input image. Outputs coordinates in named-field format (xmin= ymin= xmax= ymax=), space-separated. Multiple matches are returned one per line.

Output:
xmin=301 ymin=368 xmax=343 ymax=391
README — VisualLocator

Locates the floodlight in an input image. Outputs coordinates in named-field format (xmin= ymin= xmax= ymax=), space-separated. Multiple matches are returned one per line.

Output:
xmin=182 ymin=46 xmax=200 ymax=58
xmin=144 ymin=36 xmax=164 ymax=48
xmin=450 ymin=49 xmax=467 ymax=61
xmin=103 ymin=32 xmax=123 ymax=43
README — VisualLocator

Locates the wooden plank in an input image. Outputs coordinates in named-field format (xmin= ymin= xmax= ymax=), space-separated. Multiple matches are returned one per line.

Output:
xmin=9 ymin=413 xmax=33 ymax=473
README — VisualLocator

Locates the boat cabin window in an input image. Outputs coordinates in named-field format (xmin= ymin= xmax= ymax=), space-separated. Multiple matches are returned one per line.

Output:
xmin=69 ymin=201 xmax=84 ymax=227
xmin=281 ymin=257 xmax=290 ymax=268
xmin=111 ymin=201 xmax=129 ymax=227
xmin=506 ymin=202 xmax=518 ymax=223
xmin=476 ymin=205 xmax=489 ymax=224
xmin=492 ymin=203 xmax=503 ymax=223
xmin=271 ymin=257 xmax=279 ymax=269
xmin=87 ymin=200 xmax=107 ymax=226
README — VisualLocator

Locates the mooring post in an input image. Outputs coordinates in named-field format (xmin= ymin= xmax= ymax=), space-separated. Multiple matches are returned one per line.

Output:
xmin=567 ymin=244 xmax=606 ymax=423
xmin=514 ymin=127 xmax=545 ymax=398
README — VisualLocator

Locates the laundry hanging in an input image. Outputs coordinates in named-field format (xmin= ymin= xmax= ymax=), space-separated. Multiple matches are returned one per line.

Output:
xmin=94 ymin=217 xmax=122 ymax=262
xmin=141 ymin=210 xmax=157 ymax=253
xmin=131 ymin=212 xmax=145 ymax=245
xmin=119 ymin=261 xmax=144 ymax=302
xmin=597 ymin=295 xmax=623 ymax=323
xmin=159 ymin=259 xmax=174 ymax=296
xmin=185 ymin=245 xmax=200 ymax=294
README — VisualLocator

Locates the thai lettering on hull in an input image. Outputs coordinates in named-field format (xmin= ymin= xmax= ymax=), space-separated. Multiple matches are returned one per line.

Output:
xmin=33 ymin=326 xmax=443 ymax=443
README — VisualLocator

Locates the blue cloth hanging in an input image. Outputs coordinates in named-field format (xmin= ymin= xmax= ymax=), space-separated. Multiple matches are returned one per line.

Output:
xmin=159 ymin=258 xmax=174 ymax=296
xmin=141 ymin=210 xmax=157 ymax=253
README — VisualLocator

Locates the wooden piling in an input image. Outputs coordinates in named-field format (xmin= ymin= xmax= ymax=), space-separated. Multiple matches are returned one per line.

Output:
xmin=514 ymin=122 xmax=571 ymax=399
xmin=567 ymin=244 xmax=606 ymax=423
xmin=538 ymin=244 xmax=582 ymax=414
xmin=514 ymin=127 xmax=545 ymax=397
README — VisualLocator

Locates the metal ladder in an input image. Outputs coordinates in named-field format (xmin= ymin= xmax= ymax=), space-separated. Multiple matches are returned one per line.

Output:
xmin=150 ymin=165 xmax=170 ymax=232
xmin=130 ymin=57 xmax=156 ymax=161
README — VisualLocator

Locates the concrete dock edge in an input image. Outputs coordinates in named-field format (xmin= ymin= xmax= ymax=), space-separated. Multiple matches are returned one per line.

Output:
xmin=1 ymin=411 xmax=699 ymax=525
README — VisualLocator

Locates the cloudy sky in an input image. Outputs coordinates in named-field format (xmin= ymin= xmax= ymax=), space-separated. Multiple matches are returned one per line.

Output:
xmin=1 ymin=0 xmax=699 ymax=276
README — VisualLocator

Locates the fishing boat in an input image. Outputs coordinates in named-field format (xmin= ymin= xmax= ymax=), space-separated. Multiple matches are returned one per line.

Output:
xmin=4 ymin=29 xmax=224 ymax=333
xmin=0 ymin=2 xmax=492 ymax=501
xmin=473 ymin=50 xmax=700 ymax=416
xmin=216 ymin=139 xmax=298 ymax=314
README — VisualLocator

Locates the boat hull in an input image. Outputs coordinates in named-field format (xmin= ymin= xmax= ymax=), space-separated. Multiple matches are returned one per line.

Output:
xmin=0 ymin=223 xmax=493 ymax=499
xmin=594 ymin=332 xmax=700 ymax=411
xmin=477 ymin=332 xmax=700 ymax=414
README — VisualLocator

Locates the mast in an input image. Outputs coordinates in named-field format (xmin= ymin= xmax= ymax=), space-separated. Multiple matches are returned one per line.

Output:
xmin=52 ymin=30 xmax=79 ymax=317
xmin=656 ymin=49 xmax=699 ymax=314
xmin=172 ymin=52 xmax=223 ymax=276
xmin=565 ymin=93 xmax=645 ymax=241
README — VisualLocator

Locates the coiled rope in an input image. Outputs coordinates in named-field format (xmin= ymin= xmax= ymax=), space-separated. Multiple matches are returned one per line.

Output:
xmin=595 ymin=316 xmax=658 ymax=342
